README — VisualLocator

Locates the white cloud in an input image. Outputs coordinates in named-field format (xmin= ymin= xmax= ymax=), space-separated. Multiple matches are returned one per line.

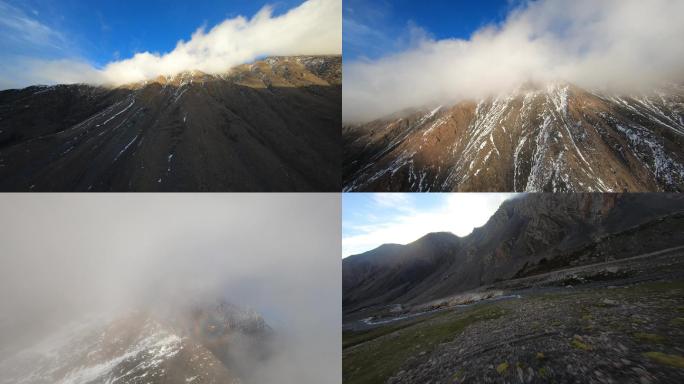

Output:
xmin=0 ymin=193 xmax=341 ymax=383
xmin=0 ymin=0 xmax=65 ymax=51
xmin=371 ymin=193 xmax=412 ymax=210
xmin=343 ymin=0 xmax=684 ymax=122
xmin=1 ymin=0 xmax=341 ymax=89
xmin=342 ymin=193 xmax=515 ymax=257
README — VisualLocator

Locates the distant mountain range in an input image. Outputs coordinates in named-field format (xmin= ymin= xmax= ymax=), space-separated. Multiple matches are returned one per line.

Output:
xmin=0 ymin=55 xmax=341 ymax=192
xmin=344 ymin=84 xmax=684 ymax=192
xmin=0 ymin=300 xmax=272 ymax=384
xmin=343 ymin=193 xmax=684 ymax=313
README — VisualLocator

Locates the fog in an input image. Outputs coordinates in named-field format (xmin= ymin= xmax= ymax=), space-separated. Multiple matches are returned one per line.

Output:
xmin=2 ymin=0 xmax=341 ymax=88
xmin=343 ymin=0 xmax=684 ymax=122
xmin=0 ymin=194 xmax=341 ymax=383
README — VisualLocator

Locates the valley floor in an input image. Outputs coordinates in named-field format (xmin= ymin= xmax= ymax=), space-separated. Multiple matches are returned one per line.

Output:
xmin=343 ymin=249 xmax=684 ymax=383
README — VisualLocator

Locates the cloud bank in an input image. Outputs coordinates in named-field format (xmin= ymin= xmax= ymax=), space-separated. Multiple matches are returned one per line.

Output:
xmin=343 ymin=193 xmax=514 ymax=257
xmin=343 ymin=0 xmax=684 ymax=122
xmin=1 ymin=0 xmax=341 ymax=89
xmin=0 ymin=194 xmax=341 ymax=383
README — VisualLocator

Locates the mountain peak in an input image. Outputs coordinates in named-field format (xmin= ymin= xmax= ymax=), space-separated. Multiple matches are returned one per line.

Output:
xmin=343 ymin=194 xmax=684 ymax=312
xmin=344 ymin=81 xmax=684 ymax=192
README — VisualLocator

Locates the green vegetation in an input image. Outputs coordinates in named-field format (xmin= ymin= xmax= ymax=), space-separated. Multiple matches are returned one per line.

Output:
xmin=669 ymin=317 xmax=684 ymax=327
xmin=633 ymin=332 xmax=666 ymax=344
xmin=538 ymin=366 xmax=550 ymax=378
xmin=571 ymin=335 xmax=591 ymax=351
xmin=620 ymin=281 xmax=684 ymax=297
xmin=343 ymin=304 xmax=507 ymax=384
xmin=451 ymin=368 xmax=465 ymax=381
xmin=642 ymin=352 xmax=684 ymax=368
xmin=496 ymin=362 xmax=509 ymax=375
xmin=343 ymin=318 xmax=426 ymax=349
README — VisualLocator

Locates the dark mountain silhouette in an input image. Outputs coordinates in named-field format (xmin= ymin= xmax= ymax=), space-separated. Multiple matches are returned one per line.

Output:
xmin=0 ymin=56 xmax=341 ymax=192
xmin=343 ymin=193 xmax=684 ymax=313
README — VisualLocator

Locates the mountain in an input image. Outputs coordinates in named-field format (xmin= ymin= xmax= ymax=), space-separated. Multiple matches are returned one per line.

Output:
xmin=342 ymin=193 xmax=684 ymax=313
xmin=0 ymin=56 xmax=341 ymax=192
xmin=343 ymin=83 xmax=684 ymax=192
xmin=0 ymin=301 xmax=272 ymax=384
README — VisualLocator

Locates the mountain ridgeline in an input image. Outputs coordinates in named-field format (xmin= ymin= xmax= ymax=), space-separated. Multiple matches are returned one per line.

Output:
xmin=343 ymin=83 xmax=684 ymax=192
xmin=0 ymin=56 xmax=341 ymax=192
xmin=342 ymin=194 xmax=684 ymax=313
xmin=0 ymin=300 xmax=273 ymax=384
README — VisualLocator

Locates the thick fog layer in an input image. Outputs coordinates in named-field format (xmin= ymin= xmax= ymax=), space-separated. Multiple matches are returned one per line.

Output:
xmin=343 ymin=0 xmax=684 ymax=122
xmin=0 ymin=194 xmax=341 ymax=383
xmin=0 ymin=0 xmax=341 ymax=88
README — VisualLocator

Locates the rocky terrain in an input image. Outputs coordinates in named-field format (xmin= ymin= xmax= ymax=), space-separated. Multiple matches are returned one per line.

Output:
xmin=343 ymin=248 xmax=684 ymax=384
xmin=0 ymin=55 xmax=341 ymax=191
xmin=0 ymin=300 xmax=272 ymax=384
xmin=343 ymin=194 xmax=684 ymax=312
xmin=343 ymin=83 xmax=684 ymax=192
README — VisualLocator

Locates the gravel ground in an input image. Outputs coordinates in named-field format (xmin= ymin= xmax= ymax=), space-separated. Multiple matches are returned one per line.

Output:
xmin=344 ymin=251 xmax=684 ymax=384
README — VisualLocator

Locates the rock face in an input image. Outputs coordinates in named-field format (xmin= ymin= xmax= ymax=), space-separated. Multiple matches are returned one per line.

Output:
xmin=0 ymin=55 xmax=341 ymax=191
xmin=343 ymin=83 xmax=684 ymax=192
xmin=342 ymin=193 xmax=684 ymax=313
xmin=0 ymin=301 xmax=272 ymax=384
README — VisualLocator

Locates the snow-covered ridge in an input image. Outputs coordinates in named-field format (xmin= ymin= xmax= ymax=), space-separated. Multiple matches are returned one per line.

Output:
xmin=344 ymin=83 xmax=684 ymax=192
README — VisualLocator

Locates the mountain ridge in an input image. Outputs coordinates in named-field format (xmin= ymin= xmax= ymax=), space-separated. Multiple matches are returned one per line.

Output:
xmin=0 ymin=301 xmax=273 ymax=384
xmin=343 ymin=82 xmax=684 ymax=192
xmin=342 ymin=193 xmax=684 ymax=313
xmin=0 ymin=55 xmax=341 ymax=192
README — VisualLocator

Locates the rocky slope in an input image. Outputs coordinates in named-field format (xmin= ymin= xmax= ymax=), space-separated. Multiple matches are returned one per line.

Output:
xmin=0 ymin=301 xmax=272 ymax=384
xmin=343 ymin=84 xmax=684 ymax=192
xmin=0 ymin=55 xmax=341 ymax=191
xmin=342 ymin=194 xmax=684 ymax=313
xmin=343 ymin=254 xmax=684 ymax=384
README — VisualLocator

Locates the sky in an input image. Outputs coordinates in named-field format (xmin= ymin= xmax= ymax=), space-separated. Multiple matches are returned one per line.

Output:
xmin=344 ymin=0 xmax=511 ymax=61
xmin=342 ymin=193 xmax=515 ymax=257
xmin=343 ymin=0 xmax=684 ymax=122
xmin=0 ymin=0 xmax=341 ymax=89
xmin=0 ymin=194 xmax=341 ymax=383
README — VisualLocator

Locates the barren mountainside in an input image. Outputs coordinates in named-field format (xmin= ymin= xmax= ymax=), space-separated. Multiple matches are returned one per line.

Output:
xmin=0 ymin=301 xmax=272 ymax=384
xmin=342 ymin=193 xmax=684 ymax=313
xmin=343 ymin=84 xmax=684 ymax=192
xmin=0 ymin=55 xmax=341 ymax=191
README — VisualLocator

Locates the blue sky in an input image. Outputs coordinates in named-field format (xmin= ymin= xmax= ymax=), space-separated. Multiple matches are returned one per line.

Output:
xmin=1 ymin=0 xmax=304 ymax=68
xmin=344 ymin=0 xmax=512 ymax=61
xmin=343 ymin=193 xmax=515 ymax=257
xmin=0 ymin=0 xmax=341 ymax=89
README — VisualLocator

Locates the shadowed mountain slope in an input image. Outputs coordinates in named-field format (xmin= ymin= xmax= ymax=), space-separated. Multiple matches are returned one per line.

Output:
xmin=0 ymin=56 xmax=341 ymax=192
xmin=342 ymin=194 xmax=684 ymax=313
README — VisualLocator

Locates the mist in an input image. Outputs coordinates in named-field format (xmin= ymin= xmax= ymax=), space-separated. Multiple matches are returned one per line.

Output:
xmin=0 ymin=194 xmax=341 ymax=383
xmin=343 ymin=0 xmax=684 ymax=123
xmin=1 ymin=0 xmax=341 ymax=88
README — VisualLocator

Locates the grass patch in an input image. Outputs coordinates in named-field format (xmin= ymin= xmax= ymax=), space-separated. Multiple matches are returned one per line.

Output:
xmin=496 ymin=362 xmax=509 ymax=375
xmin=571 ymin=335 xmax=591 ymax=350
xmin=633 ymin=332 xmax=666 ymax=344
xmin=343 ymin=317 xmax=428 ymax=349
xmin=343 ymin=304 xmax=507 ymax=384
xmin=621 ymin=281 xmax=684 ymax=297
xmin=643 ymin=352 xmax=684 ymax=368
xmin=538 ymin=367 xmax=550 ymax=378
xmin=451 ymin=368 xmax=465 ymax=381
xmin=669 ymin=317 xmax=684 ymax=327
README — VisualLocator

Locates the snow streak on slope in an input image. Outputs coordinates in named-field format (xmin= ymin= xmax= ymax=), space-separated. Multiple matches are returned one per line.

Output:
xmin=343 ymin=84 xmax=684 ymax=192
xmin=0 ymin=316 xmax=191 ymax=384
xmin=0 ymin=55 xmax=342 ymax=192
